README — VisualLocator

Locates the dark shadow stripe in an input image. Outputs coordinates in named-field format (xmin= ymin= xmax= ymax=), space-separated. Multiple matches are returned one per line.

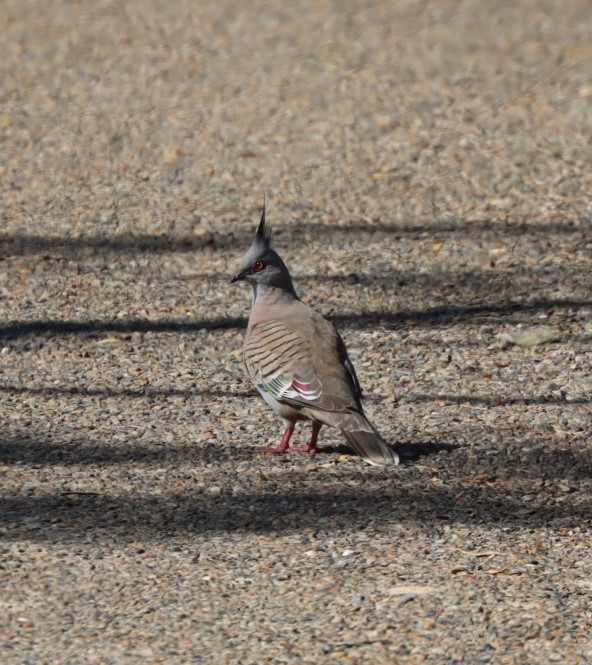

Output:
xmin=0 ymin=217 xmax=588 ymax=257
xmin=0 ymin=382 xmax=254 ymax=400
xmin=407 ymin=392 xmax=591 ymax=406
xmin=0 ymin=298 xmax=589 ymax=340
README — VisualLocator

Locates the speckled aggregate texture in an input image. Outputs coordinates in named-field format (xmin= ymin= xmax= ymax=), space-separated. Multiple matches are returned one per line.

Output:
xmin=1 ymin=1 xmax=591 ymax=663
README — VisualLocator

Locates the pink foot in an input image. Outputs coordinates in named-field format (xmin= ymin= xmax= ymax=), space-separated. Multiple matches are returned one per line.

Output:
xmin=285 ymin=444 xmax=318 ymax=455
xmin=257 ymin=427 xmax=294 ymax=455
xmin=257 ymin=445 xmax=293 ymax=455
xmin=256 ymin=423 xmax=322 ymax=457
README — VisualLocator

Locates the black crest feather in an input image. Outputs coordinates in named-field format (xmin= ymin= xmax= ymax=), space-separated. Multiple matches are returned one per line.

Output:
xmin=255 ymin=197 xmax=271 ymax=247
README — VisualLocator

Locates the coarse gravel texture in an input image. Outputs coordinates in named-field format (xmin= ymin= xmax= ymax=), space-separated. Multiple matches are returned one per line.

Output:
xmin=1 ymin=1 xmax=591 ymax=664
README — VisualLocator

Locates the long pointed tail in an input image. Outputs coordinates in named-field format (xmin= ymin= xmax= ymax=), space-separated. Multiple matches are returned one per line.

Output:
xmin=340 ymin=415 xmax=399 ymax=466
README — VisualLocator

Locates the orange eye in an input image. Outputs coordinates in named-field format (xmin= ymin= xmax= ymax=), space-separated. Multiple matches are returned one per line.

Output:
xmin=252 ymin=260 xmax=267 ymax=273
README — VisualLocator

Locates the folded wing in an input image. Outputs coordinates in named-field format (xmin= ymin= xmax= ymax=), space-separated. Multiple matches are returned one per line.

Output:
xmin=244 ymin=319 xmax=348 ymax=411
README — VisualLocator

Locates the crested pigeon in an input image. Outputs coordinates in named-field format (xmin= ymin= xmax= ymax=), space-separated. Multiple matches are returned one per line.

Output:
xmin=231 ymin=206 xmax=399 ymax=466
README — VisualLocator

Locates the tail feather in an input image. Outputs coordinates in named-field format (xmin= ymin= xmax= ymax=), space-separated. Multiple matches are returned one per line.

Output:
xmin=341 ymin=425 xmax=399 ymax=467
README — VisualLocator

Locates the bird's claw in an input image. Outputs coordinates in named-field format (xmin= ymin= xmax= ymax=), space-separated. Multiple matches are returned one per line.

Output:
xmin=285 ymin=445 xmax=318 ymax=454
xmin=257 ymin=445 xmax=317 ymax=455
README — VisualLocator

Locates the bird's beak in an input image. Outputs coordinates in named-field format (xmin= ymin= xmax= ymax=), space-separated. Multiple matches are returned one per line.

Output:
xmin=230 ymin=269 xmax=248 ymax=284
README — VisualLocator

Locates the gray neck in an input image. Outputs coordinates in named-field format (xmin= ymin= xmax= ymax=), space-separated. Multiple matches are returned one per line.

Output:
xmin=252 ymin=281 xmax=299 ymax=306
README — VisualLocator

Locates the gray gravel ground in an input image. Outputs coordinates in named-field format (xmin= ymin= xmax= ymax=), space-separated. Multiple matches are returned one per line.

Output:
xmin=1 ymin=1 xmax=591 ymax=663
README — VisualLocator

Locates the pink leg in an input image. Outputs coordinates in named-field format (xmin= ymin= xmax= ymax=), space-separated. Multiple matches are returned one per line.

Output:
xmin=287 ymin=422 xmax=321 ymax=455
xmin=258 ymin=426 xmax=294 ymax=454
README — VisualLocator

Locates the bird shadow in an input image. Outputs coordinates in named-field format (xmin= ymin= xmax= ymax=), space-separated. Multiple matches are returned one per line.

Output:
xmin=319 ymin=440 xmax=458 ymax=463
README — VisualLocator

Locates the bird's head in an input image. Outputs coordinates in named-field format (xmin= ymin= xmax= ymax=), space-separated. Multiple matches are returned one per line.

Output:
xmin=231 ymin=203 xmax=297 ymax=296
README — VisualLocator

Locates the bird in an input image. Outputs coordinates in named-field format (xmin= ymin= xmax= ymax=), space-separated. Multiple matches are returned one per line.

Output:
xmin=231 ymin=204 xmax=399 ymax=466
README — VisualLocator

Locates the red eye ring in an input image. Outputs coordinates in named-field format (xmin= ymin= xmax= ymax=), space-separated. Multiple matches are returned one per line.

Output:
xmin=252 ymin=260 xmax=267 ymax=273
